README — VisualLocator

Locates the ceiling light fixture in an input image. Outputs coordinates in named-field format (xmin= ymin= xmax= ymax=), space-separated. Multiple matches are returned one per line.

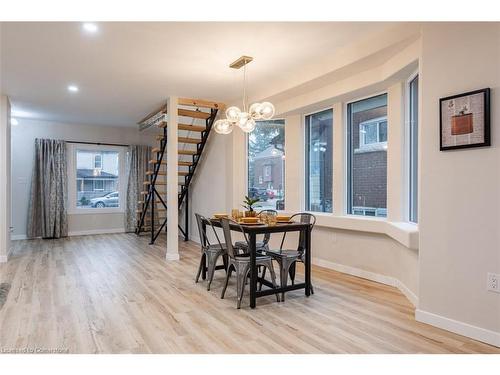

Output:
xmin=82 ymin=23 xmax=98 ymax=33
xmin=214 ymin=56 xmax=275 ymax=135
xmin=67 ymin=85 xmax=79 ymax=93
xmin=11 ymin=118 xmax=18 ymax=126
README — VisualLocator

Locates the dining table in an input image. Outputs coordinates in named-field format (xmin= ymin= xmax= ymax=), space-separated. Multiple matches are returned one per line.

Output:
xmin=202 ymin=217 xmax=313 ymax=308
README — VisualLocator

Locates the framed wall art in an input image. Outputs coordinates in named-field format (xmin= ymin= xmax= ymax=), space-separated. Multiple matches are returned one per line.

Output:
xmin=439 ymin=88 xmax=490 ymax=151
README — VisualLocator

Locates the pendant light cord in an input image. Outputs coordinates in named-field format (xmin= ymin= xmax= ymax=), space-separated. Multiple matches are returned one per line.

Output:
xmin=243 ymin=62 xmax=247 ymax=112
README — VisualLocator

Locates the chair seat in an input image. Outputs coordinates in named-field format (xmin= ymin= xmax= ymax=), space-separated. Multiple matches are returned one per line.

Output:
xmin=233 ymin=253 xmax=273 ymax=262
xmin=266 ymin=249 xmax=302 ymax=259
xmin=235 ymin=240 xmax=267 ymax=249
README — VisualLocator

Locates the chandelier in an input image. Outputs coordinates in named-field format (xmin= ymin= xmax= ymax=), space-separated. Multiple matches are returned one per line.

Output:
xmin=214 ymin=56 xmax=275 ymax=135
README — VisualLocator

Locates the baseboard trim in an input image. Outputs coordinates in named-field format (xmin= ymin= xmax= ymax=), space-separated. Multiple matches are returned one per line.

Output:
xmin=68 ymin=228 xmax=125 ymax=236
xmin=312 ymin=257 xmax=418 ymax=307
xmin=415 ymin=309 xmax=500 ymax=348
xmin=11 ymin=234 xmax=27 ymax=241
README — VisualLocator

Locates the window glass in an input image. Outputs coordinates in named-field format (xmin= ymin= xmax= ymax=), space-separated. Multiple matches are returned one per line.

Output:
xmin=76 ymin=149 xmax=120 ymax=208
xmin=305 ymin=109 xmax=333 ymax=213
xmin=347 ymin=94 xmax=388 ymax=217
xmin=247 ymin=119 xmax=285 ymax=211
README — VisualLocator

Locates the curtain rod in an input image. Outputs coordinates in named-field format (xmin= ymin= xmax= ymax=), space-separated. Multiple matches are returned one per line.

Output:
xmin=66 ymin=141 xmax=129 ymax=147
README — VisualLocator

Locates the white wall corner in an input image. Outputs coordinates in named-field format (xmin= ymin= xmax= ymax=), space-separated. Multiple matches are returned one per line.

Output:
xmin=415 ymin=309 xmax=500 ymax=348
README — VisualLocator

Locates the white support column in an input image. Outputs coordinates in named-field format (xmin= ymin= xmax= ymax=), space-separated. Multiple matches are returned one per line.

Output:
xmin=0 ymin=95 xmax=12 ymax=263
xmin=166 ymin=96 xmax=180 ymax=261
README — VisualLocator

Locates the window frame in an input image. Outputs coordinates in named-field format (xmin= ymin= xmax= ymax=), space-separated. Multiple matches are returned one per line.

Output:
xmin=346 ymin=91 xmax=388 ymax=217
xmin=359 ymin=116 xmax=388 ymax=147
xmin=406 ymin=71 xmax=419 ymax=224
xmin=67 ymin=143 xmax=127 ymax=214
xmin=246 ymin=118 xmax=286 ymax=212
xmin=304 ymin=107 xmax=334 ymax=213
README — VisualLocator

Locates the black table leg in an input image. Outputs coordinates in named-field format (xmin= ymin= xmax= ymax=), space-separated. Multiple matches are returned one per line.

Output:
xmin=305 ymin=227 xmax=311 ymax=296
xmin=249 ymin=233 xmax=257 ymax=308
xmin=201 ymin=221 xmax=207 ymax=280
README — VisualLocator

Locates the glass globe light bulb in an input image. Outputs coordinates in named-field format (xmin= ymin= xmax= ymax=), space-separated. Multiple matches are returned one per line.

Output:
xmin=214 ymin=119 xmax=233 ymax=135
xmin=225 ymin=106 xmax=241 ymax=123
xmin=260 ymin=102 xmax=275 ymax=120
xmin=239 ymin=118 xmax=256 ymax=133
xmin=249 ymin=102 xmax=263 ymax=120
xmin=238 ymin=112 xmax=250 ymax=127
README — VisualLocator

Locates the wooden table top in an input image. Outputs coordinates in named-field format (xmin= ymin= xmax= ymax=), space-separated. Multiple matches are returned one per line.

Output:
xmin=206 ymin=217 xmax=311 ymax=234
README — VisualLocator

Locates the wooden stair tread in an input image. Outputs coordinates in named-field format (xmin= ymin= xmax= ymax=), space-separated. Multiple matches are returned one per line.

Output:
xmin=155 ymin=135 xmax=201 ymax=144
xmin=143 ymin=181 xmax=184 ymax=185
xmin=179 ymin=149 xmax=197 ymax=155
xmin=157 ymin=121 xmax=206 ymax=132
xmin=148 ymin=160 xmax=192 ymax=167
xmin=136 ymin=208 xmax=166 ymax=213
xmin=178 ymin=108 xmax=211 ymax=120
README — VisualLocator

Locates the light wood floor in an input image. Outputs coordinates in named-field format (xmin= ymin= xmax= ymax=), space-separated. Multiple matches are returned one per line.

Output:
xmin=0 ymin=233 xmax=498 ymax=354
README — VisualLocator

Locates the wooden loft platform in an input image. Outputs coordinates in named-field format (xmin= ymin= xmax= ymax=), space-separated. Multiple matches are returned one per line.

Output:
xmin=138 ymin=97 xmax=226 ymax=131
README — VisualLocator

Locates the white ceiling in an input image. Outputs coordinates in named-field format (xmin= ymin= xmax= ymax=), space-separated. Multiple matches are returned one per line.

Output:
xmin=1 ymin=22 xmax=400 ymax=127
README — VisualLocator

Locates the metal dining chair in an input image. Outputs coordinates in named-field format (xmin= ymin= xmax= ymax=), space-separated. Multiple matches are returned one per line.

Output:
xmin=218 ymin=218 xmax=279 ymax=309
xmin=194 ymin=213 xmax=228 ymax=291
xmin=266 ymin=212 xmax=316 ymax=301
xmin=234 ymin=209 xmax=277 ymax=253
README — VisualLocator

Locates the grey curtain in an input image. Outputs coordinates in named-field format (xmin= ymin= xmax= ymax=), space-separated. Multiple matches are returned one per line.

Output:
xmin=125 ymin=145 xmax=152 ymax=232
xmin=27 ymin=138 xmax=68 ymax=239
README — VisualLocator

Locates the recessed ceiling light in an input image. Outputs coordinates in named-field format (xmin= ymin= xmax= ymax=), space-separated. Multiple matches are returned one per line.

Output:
xmin=11 ymin=118 xmax=19 ymax=126
xmin=68 ymin=85 xmax=79 ymax=93
xmin=82 ymin=23 xmax=98 ymax=33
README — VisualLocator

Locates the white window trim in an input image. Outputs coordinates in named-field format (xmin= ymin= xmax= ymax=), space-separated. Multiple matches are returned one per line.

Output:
xmin=67 ymin=143 xmax=127 ymax=215
xmin=358 ymin=116 xmax=388 ymax=148
xmin=405 ymin=69 xmax=419 ymax=224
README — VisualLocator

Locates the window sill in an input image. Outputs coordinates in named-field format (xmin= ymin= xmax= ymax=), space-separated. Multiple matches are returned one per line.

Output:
xmin=283 ymin=212 xmax=419 ymax=250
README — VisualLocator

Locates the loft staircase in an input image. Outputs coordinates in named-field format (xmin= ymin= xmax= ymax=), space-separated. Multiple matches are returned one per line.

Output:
xmin=135 ymin=98 xmax=224 ymax=244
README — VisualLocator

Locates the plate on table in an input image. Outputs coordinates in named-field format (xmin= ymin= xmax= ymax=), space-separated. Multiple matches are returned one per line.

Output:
xmin=277 ymin=220 xmax=294 ymax=224
xmin=238 ymin=221 xmax=264 ymax=226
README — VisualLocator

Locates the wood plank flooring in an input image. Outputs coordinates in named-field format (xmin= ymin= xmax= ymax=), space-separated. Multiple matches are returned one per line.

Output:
xmin=0 ymin=233 xmax=498 ymax=354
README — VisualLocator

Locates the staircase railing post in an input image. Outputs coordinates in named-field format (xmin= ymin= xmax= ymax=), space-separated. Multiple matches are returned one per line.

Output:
xmin=184 ymin=187 xmax=189 ymax=241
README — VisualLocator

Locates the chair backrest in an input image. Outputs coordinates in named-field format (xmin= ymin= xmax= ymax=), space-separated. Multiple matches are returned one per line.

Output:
xmin=220 ymin=218 xmax=250 ymax=259
xmin=195 ymin=213 xmax=211 ymax=249
xmin=279 ymin=212 xmax=316 ymax=252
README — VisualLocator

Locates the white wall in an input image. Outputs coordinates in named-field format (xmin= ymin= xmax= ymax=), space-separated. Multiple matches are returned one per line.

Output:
xmin=0 ymin=95 xmax=12 ymax=262
xmin=11 ymin=118 xmax=155 ymax=238
xmin=417 ymin=23 xmax=500 ymax=345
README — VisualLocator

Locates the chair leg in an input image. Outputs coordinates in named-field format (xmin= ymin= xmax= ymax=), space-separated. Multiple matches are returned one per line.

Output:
xmin=221 ymin=264 xmax=233 ymax=299
xmin=265 ymin=260 xmax=280 ymax=302
xmin=195 ymin=253 xmax=205 ymax=283
xmin=289 ymin=262 xmax=296 ymax=285
xmin=236 ymin=263 xmax=250 ymax=309
xmin=206 ymin=251 xmax=221 ymax=291
xmin=279 ymin=259 xmax=290 ymax=302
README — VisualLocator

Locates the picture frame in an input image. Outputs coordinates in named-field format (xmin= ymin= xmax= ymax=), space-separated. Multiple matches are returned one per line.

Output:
xmin=439 ymin=88 xmax=490 ymax=151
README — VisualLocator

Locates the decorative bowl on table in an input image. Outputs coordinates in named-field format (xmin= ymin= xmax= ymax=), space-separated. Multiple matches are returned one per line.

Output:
xmin=213 ymin=213 xmax=229 ymax=219
xmin=240 ymin=217 xmax=259 ymax=224
xmin=276 ymin=215 xmax=291 ymax=223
